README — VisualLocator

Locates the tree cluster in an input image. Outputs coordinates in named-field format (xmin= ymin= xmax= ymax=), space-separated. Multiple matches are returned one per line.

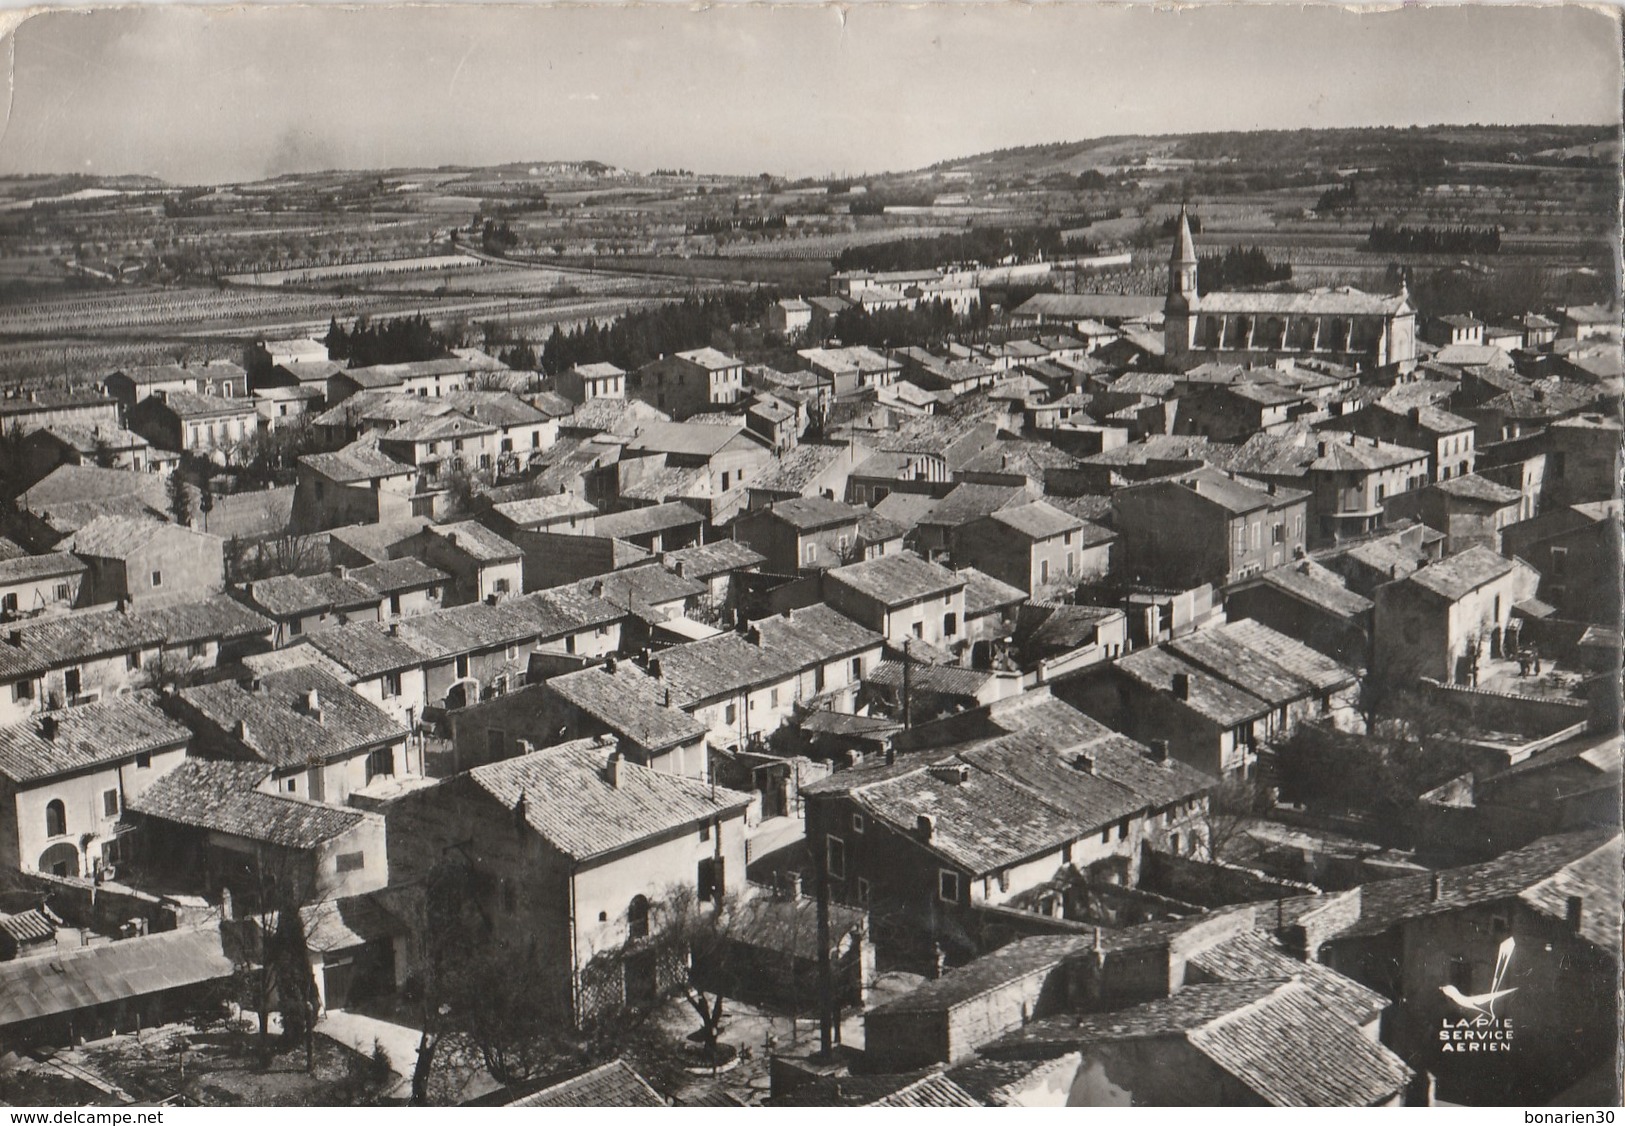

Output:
xmin=540 ymin=290 xmax=774 ymax=375
xmin=1366 ymin=221 xmax=1501 ymax=256
xmin=325 ymin=314 xmax=457 ymax=367
xmin=827 ymin=297 xmax=982 ymax=350
xmin=1314 ymin=180 xmax=1359 ymax=214
xmin=689 ymin=214 xmax=787 ymax=236
xmin=832 ymin=225 xmax=1075 ymax=273
xmin=1197 ymin=246 xmax=1293 ymax=294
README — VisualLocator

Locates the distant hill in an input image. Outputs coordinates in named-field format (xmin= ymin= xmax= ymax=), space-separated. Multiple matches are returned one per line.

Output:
xmin=913 ymin=124 xmax=1619 ymax=181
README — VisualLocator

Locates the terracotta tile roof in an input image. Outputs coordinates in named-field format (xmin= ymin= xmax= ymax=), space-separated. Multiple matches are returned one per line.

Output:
xmin=1402 ymin=545 xmax=1519 ymax=601
xmin=490 ymin=493 xmax=599 ymax=527
xmin=130 ymin=596 xmax=272 ymax=646
xmin=1187 ymin=931 xmax=1388 ymax=1026
xmin=505 ymin=1059 xmax=666 ymax=1107
xmin=1188 ymin=982 xmax=1412 ymax=1105
xmin=246 ymin=572 xmax=380 ymax=618
xmin=427 ymin=520 xmax=521 ymax=562
xmin=129 ymin=759 xmax=373 ymax=849
xmin=348 ymin=557 xmax=448 ymax=595
xmin=594 ymin=502 xmax=705 ymax=541
xmin=827 ymin=553 xmax=964 ymax=606
xmin=176 ymin=665 xmax=405 ymax=769
xmin=0 ymin=693 xmax=189 ymax=783
xmin=306 ymin=622 xmax=426 ymax=679
xmin=757 ymin=496 xmax=866 ymax=532
xmin=1257 ymin=564 xmax=1374 ymax=619
xmin=0 ymin=552 xmax=87 ymax=584
xmin=661 ymin=539 xmax=764 ymax=579
xmin=467 ymin=738 xmax=749 ymax=861
xmin=1517 ymin=835 xmax=1621 ymax=950
xmin=300 ymin=442 xmax=416 ymax=484
xmin=746 ymin=444 xmax=846 ymax=495
xmin=65 ymin=515 xmax=203 ymax=558
xmin=956 ymin=566 xmax=1027 ymax=616
xmin=547 ymin=662 xmax=707 ymax=752
xmin=1114 ymin=646 xmax=1270 ymax=727
xmin=148 ymin=390 xmax=256 ymax=420
xmin=1218 ymin=619 xmax=1355 ymax=692
xmin=989 ymin=500 xmax=1085 ymax=541
xmin=1331 ymin=830 xmax=1617 ymax=943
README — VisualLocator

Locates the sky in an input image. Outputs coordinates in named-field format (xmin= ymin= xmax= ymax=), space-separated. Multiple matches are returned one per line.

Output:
xmin=0 ymin=4 xmax=1618 ymax=185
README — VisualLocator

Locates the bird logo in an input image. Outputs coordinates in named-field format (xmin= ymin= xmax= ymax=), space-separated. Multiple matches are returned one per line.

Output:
xmin=1440 ymin=936 xmax=1518 ymax=1018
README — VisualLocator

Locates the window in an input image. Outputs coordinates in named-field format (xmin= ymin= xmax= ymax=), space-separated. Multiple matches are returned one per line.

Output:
xmin=769 ymin=687 xmax=780 ymax=708
xmin=938 ymin=870 xmax=960 ymax=903
xmin=851 ymin=657 xmax=863 ymax=679
xmin=698 ymin=856 xmax=724 ymax=901
xmin=628 ymin=895 xmax=650 ymax=938
xmin=151 ymin=570 xmax=163 ymax=588
xmin=1550 ymin=547 xmax=1568 ymax=577
xmin=943 ymin=612 xmax=957 ymax=637
xmin=852 ymin=812 xmax=865 ymax=833
xmin=804 ymin=543 xmax=817 ymax=565
xmin=335 ymin=851 xmax=366 ymax=874
xmin=456 ymin=656 xmax=470 ymax=679
xmin=102 ymin=789 xmax=119 ymax=818
xmin=285 ymin=778 xmax=298 ymax=793
xmin=1101 ymin=828 xmax=1109 ymax=844
xmin=366 ymin=746 xmax=394 ymax=781
xmin=45 ymin=799 xmax=66 ymax=838
xmin=134 ymin=751 xmax=151 ymax=769
xmin=700 ymin=821 xmax=712 ymax=842
xmin=1040 ymin=559 xmax=1050 ymax=584
xmin=493 ymin=578 xmax=511 ymax=595
xmin=1170 ymin=831 xmax=1181 ymax=855
xmin=290 ymin=619 xmax=303 ymax=637
xmin=126 ymin=652 xmax=142 ymax=672
xmin=64 ymin=668 xmax=81 ymax=697
xmin=506 ymin=643 xmax=519 ymax=661
xmin=53 ymin=583 xmax=68 ymax=601
xmin=0 ymin=593 xmax=15 ymax=613
xmin=724 ymin=703 xmax=737 ymax=725
xmin=1118 ymin=820 xmax=1129 ymax=841
xmin=13 ymin=680 xmax=33 ymax=703
xmin=857 ymin=877 xmax=871 ymax=905
xmin=826 ymin=834 xmax=846 ymax=879
xmin=383 ymin=672 xmax=402 ymax=698
xmin=911 ymin=621 xmax=923 ymax=640
xmin=390 ymin=595 xmax=402 ymax=616
xmin=188 ymin=642 xmax=206 ymax=659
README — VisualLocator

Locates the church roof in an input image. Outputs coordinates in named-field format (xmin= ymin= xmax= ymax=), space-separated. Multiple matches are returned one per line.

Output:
xmin=1197 ymin=288 xmax=1412 ymax=318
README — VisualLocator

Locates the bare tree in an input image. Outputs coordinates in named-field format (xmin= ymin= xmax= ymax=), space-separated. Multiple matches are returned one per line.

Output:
xmin=1197 ymin=773 xmax=1269 ymax=864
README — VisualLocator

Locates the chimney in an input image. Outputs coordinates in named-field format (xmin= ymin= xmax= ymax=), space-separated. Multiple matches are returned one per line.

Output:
xmin=1566 ymin=895 xmax=1583 ymax=932
xmin=664 ymin=687 xmax=673 ymax=708
xmin=604 ymin=655 xmax=617 ymax=674
xmin=916 ymin=813 xmax=935 ymax=840
xmin=1429 ymin=872 xmax=1444 ymax=902
xmin=6 ymin=629 xmax=21 ymax=647
xmin=38 ymin=715 xmax=58 ymax=741
xmin=672 ymin=559 xmax=686 ymax=578
xmin=299 ymin=689 xmax=322 ymax=723
xmin=233 ymin=719 xmax=252 ymax=746
xmin=1072 ymin=752 xmax=1096 ymax=774
xmin=607 ymin=752 xmax=623 ymax=789
xmin=1149 ymin=739 xmax=1170 ymax=764
xmin=1171 ymin=672 xmax=1191 ymax=700
xmin=746 ymin=626 xmax=762 ymax=646
xmin=590 ymin=580 xmax=604 ymax=598
xmin=1409 ymin=407 xmax=1421 ymax=424
xmin=388 ymin=622 xmax=400 ymax=637
xmin=332 ymin=565 xmax=348 ymax=581
xmin=648 ymin=657 xmax=663 ymax=680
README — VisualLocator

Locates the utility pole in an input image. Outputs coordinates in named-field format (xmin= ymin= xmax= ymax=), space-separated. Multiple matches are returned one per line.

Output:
xmin=816 ymin=853 xmax=834 ymax=1056
xmin=901 ymin=638 xmax=912 ymax=730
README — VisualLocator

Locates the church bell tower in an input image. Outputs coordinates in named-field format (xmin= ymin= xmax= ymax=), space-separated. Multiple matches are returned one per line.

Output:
xmin=1164 ymin=206 xmax=1199 ymax=355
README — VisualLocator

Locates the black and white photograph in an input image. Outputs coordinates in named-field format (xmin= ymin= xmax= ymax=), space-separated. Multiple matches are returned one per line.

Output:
xmin=0 ymin=2 xmax=1618 ymax=1109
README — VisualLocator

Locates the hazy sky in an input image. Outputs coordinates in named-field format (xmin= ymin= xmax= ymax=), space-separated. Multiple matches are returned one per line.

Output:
xmin=0 ymin=4 xmax=1618 ymax=185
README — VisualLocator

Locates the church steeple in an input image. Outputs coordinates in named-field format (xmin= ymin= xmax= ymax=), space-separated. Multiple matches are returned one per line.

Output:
xmin=1167 ymin=205 xmax=1199 ymax=311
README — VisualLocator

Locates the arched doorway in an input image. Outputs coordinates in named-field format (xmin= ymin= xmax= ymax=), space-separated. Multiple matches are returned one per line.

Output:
xmin=39 ymin=842 xmax=79 ymax=878
xmin=444 ymin=678 xmax=480 ymax=711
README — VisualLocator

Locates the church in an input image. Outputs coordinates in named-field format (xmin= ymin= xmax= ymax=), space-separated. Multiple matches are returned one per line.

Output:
xmin=1163 ymin=207 xmax=1418 ymax=372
